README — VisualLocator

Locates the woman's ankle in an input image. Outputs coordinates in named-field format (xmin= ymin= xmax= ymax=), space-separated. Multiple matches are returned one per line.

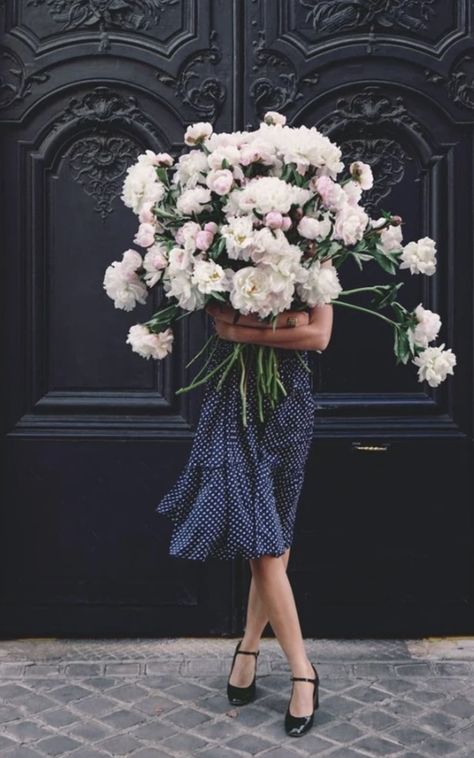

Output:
xmin=240 ymin=632 xmax=261 ymax=652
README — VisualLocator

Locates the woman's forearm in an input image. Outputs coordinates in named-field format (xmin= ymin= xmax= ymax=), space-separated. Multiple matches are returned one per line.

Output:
xmin=216 ymin=322 xmax=328 ymax=351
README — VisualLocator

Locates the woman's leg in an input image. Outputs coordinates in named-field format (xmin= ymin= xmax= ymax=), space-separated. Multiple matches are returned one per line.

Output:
xmin=229 ymin=551 xmax=316 ymax=717
xmin=249 ymin=554 xmax=315 ymax=717
xmin=228 ymin=548 xmax=290 ymax=688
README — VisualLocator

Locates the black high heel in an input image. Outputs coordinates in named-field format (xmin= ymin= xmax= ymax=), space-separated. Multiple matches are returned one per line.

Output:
xmin=284 ymin=662 xmax=320 ymax=737
xmin=227 ymin=639 xmax=260 ymax=705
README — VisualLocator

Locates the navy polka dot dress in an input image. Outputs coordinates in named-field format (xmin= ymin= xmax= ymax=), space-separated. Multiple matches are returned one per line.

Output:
xmin=155 ymin=335 xmax=316 ymax=561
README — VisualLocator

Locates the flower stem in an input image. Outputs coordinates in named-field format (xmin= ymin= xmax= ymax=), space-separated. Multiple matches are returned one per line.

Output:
xmin=331 ymin=299 xmax=397 ymax=326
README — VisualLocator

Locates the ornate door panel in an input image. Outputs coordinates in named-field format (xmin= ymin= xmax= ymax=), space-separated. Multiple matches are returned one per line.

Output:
xmin=243 ymin=0 xmax=473 ymax=634
xmin=0 ymin=0 xmax=238 ymax=635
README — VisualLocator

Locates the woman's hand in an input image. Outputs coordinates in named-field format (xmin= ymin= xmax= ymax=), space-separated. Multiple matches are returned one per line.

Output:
xmin=205 ymin=302 xmax=309 ymax=329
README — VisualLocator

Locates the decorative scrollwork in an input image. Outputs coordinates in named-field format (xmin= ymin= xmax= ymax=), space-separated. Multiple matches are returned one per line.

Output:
xmin=51 ymin=86 xmax=166 ymax=219
xmin=155 ymin=30 xmax=226 ymax=120
xmin=25 ymin=0 xmax=179 ymax=31
xmin=318 ymin=88 xmax=419 ymax=213
xmin=425 ymin=56 xmax=474 ymax=110
xmin=51 ymin=85 xmax=162 ymax=138
xmin=300 ymin=0 xmax=436 ymax=34
xmin=319 ymin=87 xmax=424 ymax=136
xmin=68 ymin=135 xmax=141 ymax=220
xmin=249 ymin=30 xmax=320 ymax=118
xmin=0 ymin=48 xmax=49 ymax=110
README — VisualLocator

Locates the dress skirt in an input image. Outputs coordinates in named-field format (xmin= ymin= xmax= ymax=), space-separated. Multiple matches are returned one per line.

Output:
xmin=155 ymin=336 xmax=316 ymax=561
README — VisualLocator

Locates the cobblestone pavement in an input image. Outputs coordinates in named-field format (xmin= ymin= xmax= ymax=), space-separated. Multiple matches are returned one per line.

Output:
xmin=0 ymin=637 xmax=473 ymax=757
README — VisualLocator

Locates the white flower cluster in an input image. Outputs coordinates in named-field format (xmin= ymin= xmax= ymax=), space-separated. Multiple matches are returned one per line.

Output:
xmin=102 ymin=112 xmax=455 ymax=390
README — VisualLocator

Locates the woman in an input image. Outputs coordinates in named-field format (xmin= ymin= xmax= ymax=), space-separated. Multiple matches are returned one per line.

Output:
xmin=155 ymin=262 xmax=334 ymax=738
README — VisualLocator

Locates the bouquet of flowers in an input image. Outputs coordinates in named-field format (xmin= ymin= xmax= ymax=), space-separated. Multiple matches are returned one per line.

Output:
xmin=103 ymin=111 xmax=456 ymax=426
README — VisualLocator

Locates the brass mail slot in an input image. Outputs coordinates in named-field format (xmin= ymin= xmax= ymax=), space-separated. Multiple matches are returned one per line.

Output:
xmin=352 ymin=442 xmax=390 ymax=452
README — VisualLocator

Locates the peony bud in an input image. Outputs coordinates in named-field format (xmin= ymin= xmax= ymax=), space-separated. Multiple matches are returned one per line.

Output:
xmin=264 ymin=211 xmax=283 ymax=229
xmin=195 ymin=230 xmax=214 ymax=251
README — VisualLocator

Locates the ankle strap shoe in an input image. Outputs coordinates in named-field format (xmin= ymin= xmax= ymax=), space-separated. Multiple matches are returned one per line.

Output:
xmin=227 ymin=639 xmax=260 ymax=706
xmin=284 ymin=662 xmax=320 ymax=737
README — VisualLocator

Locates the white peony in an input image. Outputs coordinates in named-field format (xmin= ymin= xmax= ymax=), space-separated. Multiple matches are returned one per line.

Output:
xmin=143 ymin=244 xmax=168 ymax=288
xmin=296 ymin=260 xmax=342 ymax=306
xmin=298 ymin=214 xmax=332 ymax=240
xmin=343 ymin=180 xmax=363 ymax=206
xmin=408 ymin=303 xmax=441 ymax=350
xmin=126 ymin=324 xmax=174 ymax=360
xmin=172 ymin=150 xmax=209 ymax=189
xmin=191 ymin=260 xmax=229 ymax=294
xmin=103 ymin=249 xmax=147 ymax=311
xmin=184 ymin=121 xmax=213 ymax=146
xmin=400 ymin=237 xmax=437 ymax=275
xmin=176 ymin=186 xmax=212 ymax=216
xmin=207 ymin=145 xmax=241 ymax=170
xmin=163 ymin=269 xmax=206 ymax=311
xmin=263 ymin=111 xmax=287 ymax=126
xmin=175 ymin=220 xmax=201 ymax=252
xmin=221 ymin=215 xmax=256 ymax=260
xmin=332 ymin=205 xmax=369 ymax=246
xmin=249 ymin=228 xmax=302 ymax=276
xmin=167 ymin=246 xmax=194 ymax=274
xmin=314 ymin=176 xmax=347 ymax=212
xmin=350 ymin=161 xmax=374 ymax=190
xmin=412 ymin=343 xmax=456 ymax=387
xmin=121 ymin=162 xmax=165 ymax=216
xmin=206 ymin=168 xmax=234 ymax=195
xmin=225 ymin=176 xmax=311 ymax=216
xmin=229 ymin=266 xmax=273 ymax=317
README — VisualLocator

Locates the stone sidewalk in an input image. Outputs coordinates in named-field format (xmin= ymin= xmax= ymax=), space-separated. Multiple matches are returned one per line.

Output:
xmin=0 ymin=637 xmax=473 ymax=757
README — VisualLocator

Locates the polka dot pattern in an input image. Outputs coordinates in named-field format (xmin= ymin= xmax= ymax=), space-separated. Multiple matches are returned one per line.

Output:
xmin=155 ymin=336 xmax=316 ymax=561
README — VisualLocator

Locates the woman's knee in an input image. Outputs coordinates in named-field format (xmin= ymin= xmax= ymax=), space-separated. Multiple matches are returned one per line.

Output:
xmin=249 ymin=554 xmax=282 ymax=575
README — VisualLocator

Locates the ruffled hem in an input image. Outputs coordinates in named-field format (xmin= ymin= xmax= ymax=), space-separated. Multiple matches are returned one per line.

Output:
xmin=155 ymin=457 xmax=302 ymax=561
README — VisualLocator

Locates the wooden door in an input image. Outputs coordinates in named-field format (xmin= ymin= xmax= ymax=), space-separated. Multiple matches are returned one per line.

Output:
xmin=242 ymin=0 xmax=473 ymax=635
xmin=1 ymin=0 xmax=472 ymax=636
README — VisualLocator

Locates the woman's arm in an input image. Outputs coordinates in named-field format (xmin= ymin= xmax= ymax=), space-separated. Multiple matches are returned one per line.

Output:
xmin=210 ymin=258 xmax=335 ymax=351
xmin=205 ymin=302 xmax=309 ymax=329
xmin=213 ymin=302 xmax=333 ymax=351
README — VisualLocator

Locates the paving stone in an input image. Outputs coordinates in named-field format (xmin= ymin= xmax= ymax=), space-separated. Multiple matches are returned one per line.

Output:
xmin=99 ymin=707 xmax=148 ymax=729
xmin=198 ymin=747 xmax=243 ymax=758
xmin=354 ymin=707 xmax=399 ymax=730
xmin=104 ymin=662 xmax=141 ymax=676
xmin=134 ymin=694 xmax=177 ymax=716
xmin=320 ymin=720 xmax=364 ymax=743
xmin=260 ymin=747 xmax=302 ymax=757
xmin=4 ymin=748 xmax=44 ymax=758
xmin=352 ymin=734 xmax=403 ymax=754
xmin=71 ymin=694 xmax=120 ymax=716
xmin=48 ymin=684 xmax=92 ymax=703
xmin=81 ymin=677 xmax=118 ymax=691
xmin=68 ymin=719 xmax=111 ymax=741
xmin=63 ymin=751 xmax=109 ymax=758
xmin=64 ymin=663 xmax=103 ymax=677
xmin=163 ymin=706 xmax=212 ymax=728
xmin=35 ymin=734 xmax=83 ymax=755
xmin=0 ymin=734 xmax=16 ymax=750
xmin=193 ymin=716 xmax=245 ymax=741
xmin=229 ymin=705 xmax=272 ymax=727
xmin=3 ymin=719 xmax=54 ymax=742
xmin=131 ymin=749 xmax=174 ymax=758
xmin=225 ymin=733 xmax=276 ymax=754
xmin=389 ymin=724 xmax=438 ymax=746
xmin=165 ymin=681 xmax=212 ymax=700
xmin=95 ymin=733 xmax=142 ymax=754
xmin=40 ymin=707 xmax=79 ymax=727
xmin=130 ymin=720 xmax=178 ymax=741
xmin=418 ymin=735 xmax=461 ymax=755
xmin=23 ymin=664 xmax=60 ymax=677
xmin=0 ymin=683 xmax=32 ymax=699
xmin=418 ymin=709 xmax=463 ymax=734
xmin=11 ymin=691 xmax=57 ymax=713
xmin=0 ymin=704 xmax=24 ymax=723
xmin=442 ymin=696 xmax=474 ymax=719
xmin=106 ymin=682 xmax=148 ymax=702
xmin=161 ymin=731 xmax=210 ymax=752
